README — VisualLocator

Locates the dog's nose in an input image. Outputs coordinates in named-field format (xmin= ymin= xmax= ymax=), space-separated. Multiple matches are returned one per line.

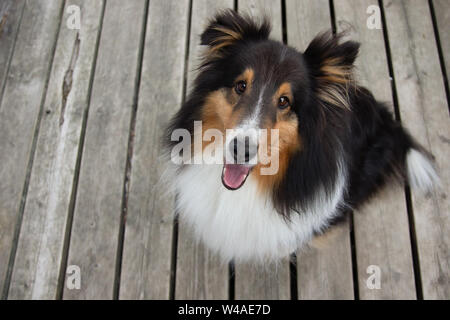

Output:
xmin=230 ymin=136 xmax=258 ymax=164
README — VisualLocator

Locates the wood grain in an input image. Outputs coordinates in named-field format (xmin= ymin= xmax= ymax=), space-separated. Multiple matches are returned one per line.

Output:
xmin=0 ymin=0 xmax=25 ymax=102
xmin=7 ymin=0 xmax=104 ymax=300
xmin=238 ymin=0 xmax=283 ymax=41
xmin=8 ymin=0 xmax=103 ymax=299
xmin=118 ymin=0 xmax=190 ymax=300
xmin=432 ymin=0 xmax=450 ymax=93
xmin=383 ymin=0 xmax=449 ymax=299
xmin=62 ymin=0 xmax=147 ymax=299
xmin=0 ymin=0 xmax=64 ymax=297
xmin=286 ymin=0 xmax=331 ymax=50
xmin=334 ymin=0 xmax=416 ymax=299
xmin=296 ymin=224 xmax=353 ymax=299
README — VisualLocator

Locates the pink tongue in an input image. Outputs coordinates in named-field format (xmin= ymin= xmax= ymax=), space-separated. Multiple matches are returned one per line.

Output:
xmin=222 ymin=164 xmax=251 ymax=190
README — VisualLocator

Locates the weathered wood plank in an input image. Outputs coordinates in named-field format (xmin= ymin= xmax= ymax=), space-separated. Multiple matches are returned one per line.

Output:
xmin=235 ymin=261 xmax=290 ymax=300
xmin=62 ymin=0 xmax=147 ymax=299
xmin=234 ymin=0 xmax=290 ymax=300
xmin=0 ymin=0 xmax=64 ymax=297
xmin=433 ymin=0 xmax=450 ymax=93
xmin=7 ymin=0 xmax=104 ymax=300
xmin=334 ymin=0 xmax=416 ymax=299
xmin=286 ymin=0 xmax=331 ymax=50
xmin=285 ymin=0 xmax=355 ymax=300
xmin=175 ymin=0 xmax=233 ymax=300
xmin=119 ymin=0 xmax=190 ymax=300
xmin=296 ymin=224 xmax=353 ymax=299
xmin=0 ymin=0 xmax=25 ymax=102
xmin=383 ymin=0 xmax=450 ymax=299
xmin=238 ymin=0 xmax=282 ymax=41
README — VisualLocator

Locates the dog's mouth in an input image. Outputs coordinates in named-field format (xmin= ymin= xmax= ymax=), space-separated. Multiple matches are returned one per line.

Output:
xmin=221 ymin=164 xmax=252 ymax=190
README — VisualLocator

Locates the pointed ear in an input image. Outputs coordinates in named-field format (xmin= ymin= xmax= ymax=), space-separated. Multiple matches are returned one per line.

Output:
xmin=201 ymin=9 xmax=271 ymax=58
xmin=304 ymin=31 xmax=360 ymax=109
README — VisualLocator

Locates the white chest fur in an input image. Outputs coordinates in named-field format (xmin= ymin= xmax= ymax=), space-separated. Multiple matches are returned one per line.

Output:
xmin=174 ymin=163 xmax=346 ymax=262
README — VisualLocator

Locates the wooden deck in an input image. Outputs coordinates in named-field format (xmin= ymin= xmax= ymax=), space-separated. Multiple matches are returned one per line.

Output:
xmin=0 ymin=0 xmax=448 ymax=300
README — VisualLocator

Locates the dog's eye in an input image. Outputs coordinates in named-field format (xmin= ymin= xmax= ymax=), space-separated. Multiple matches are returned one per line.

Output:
xmin=235 ymin=81 xmax=247 ymax=94
xmin=278 ymin=96 xmax=290 ymax=109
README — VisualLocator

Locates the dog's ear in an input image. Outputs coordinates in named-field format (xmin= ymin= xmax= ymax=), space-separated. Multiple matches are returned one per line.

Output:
xmin=304 ymin=31 xmax=360 ymax=109
xmin=201 ymin=9 xmax=271 ymax=57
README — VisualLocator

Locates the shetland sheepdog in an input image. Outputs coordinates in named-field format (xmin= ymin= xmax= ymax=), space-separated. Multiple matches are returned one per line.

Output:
xmin=164 ymin=10 xmax=439 ymax=262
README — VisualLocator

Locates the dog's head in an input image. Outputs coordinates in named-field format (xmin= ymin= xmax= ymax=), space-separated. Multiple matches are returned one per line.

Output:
xmin=168 ymin=10 xmax=359 ymax=212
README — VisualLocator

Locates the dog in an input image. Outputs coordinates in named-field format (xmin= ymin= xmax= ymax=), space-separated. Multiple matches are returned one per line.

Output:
xmin=164 ymin=10 xmax=439 ymax=263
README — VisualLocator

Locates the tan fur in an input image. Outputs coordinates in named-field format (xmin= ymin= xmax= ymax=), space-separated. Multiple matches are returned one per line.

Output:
xmin=208 ymin=40 xmax=235 ymax=56
xmin=201 ymin=90 xmax=232 ymax=131
xmin=212 ymin=26 xmax=242 ymax=41
xmin=316 ymin=57 xmax=355 ymax=110
xmin=200 ymin=68 xmax=255 ymax=143
xmin=253 ymin=114 xmax=301 ymax=192
xmin=253 ymin=83 xmax=300 ymax=192
xmin=206 ymin=27 xmax=243 ymax=58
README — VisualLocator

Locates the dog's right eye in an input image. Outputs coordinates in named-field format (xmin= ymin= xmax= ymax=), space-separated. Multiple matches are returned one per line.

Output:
xmin=235 ymin=81 xmax=247 ymax=94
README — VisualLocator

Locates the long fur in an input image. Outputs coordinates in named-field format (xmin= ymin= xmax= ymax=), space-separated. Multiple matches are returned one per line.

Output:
xmin=164 ymin=10 xmax=439 ymax=262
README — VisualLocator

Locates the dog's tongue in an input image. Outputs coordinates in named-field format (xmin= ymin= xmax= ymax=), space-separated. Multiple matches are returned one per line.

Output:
xmin=222 ymin=164 xmax=251 ymax=190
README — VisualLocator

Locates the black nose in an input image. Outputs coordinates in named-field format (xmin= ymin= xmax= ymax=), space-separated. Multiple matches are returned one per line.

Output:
xmin=230 ymin=136 xmax=257 ymax=164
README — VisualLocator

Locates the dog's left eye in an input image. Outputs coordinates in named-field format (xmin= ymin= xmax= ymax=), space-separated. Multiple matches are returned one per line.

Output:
xmin=278 ymin=96 xmax=290 ymax=109
xmin=235 ymin=81 xmax=247 ymax=94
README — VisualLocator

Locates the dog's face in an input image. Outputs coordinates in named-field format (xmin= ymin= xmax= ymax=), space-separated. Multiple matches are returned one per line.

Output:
xmin=169 ymin=10 xmax=359 ymax=197
xmin=200 ymin=39 xmax=309 ymax=190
